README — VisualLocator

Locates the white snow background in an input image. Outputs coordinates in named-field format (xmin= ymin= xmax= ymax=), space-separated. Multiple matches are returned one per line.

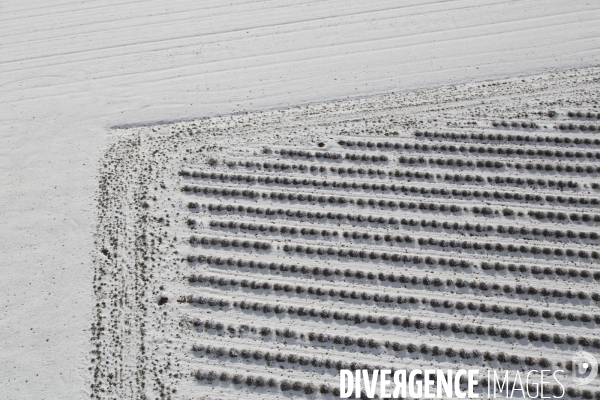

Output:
xmin=1 ymin=0 xmax=599 ymax=398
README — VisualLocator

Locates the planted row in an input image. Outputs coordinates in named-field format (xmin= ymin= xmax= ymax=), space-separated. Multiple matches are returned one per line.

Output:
xmin=210 ymin=220 xmax=342 ymax=238
xmin=213 ymin=161 xmax=586 ymax=193
xmin=414 ymin=236 xmax=597 ymax=261
xmin=188 ymin=273 xmax=600 ymax=324
xmin=191 ymin=254 xmax=600 ymax=283
xmin=387 ymin=142 xmax=600 ymax=161
xmin=237 ymin=161 xmax=579 ymax=191
xmin=193 ymin=343 xmax=390 ymax=373
xmin=211 ymin=218 xmax=598 ymax=261
xmin=281 ymin=241 xmax=600 ymax=265
xmin=203 ymin=203 xmax=600 ymax=243
xmin=184 ymin=171 xmax=598 ymax=207
xmin=193 ymin=342 xmax=557 ymax=376
xmin=186 ymin=318 xmax=596 ymax=398
xmin=204 ymin=203 xmax=400 ymax=225
xmin=395 ymin=185 xmax=597 ymax=207
xmin=458 ymin=173 xmax=578 ymax=189
xmin=558 ymin=123 xmax=600 ymax=132
xmin=282 ymin=145 xmax=501 ymax=166
xmin=249 ymin=161 xmax=327 ymax=173
xmin=185 ymin=296 xmax=600 ymax=348
xmin=415 ymin=130 xmax=600 ymax=147
xmin=235 ymin=160 xmax=313 ymax=171
xmin=343 ymin=153 xmax=389 ymax=162
xmin=567 ymin=111 xmax=600 ymax=119
xmin=189 ymin=235 xmax=271 ymax=250
xmin=492 ymin=121 xmax=539 ymax=129
xmin=528 ymin=209 xmax=600 ymax=223
xmin=399 ymin=156 xmax=600 ymax=175
xmin=185 ymin=185 xmax=486 ymax=216
xmin=194 ymin=369 xmax=321 ymax=396
xmin=276 ymin=148 xmax=342 ymax=160
xmin=195 ymin=366 xmax=588 ymax=400
xmin=481 ymin=261 xmax=599 ymax=280
xmin=402 ymin=218 xmax=600 ymax=243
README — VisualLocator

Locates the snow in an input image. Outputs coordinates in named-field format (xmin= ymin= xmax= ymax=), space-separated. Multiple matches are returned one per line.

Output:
xmin=1 ymin=0 xmax=600 ymax=398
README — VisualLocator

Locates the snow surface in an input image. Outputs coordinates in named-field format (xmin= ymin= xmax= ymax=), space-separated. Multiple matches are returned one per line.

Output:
xmin=1 ymin=0 xmax=600 ymax=398
xmin=111 ymin=70 xmax=600 ymax=399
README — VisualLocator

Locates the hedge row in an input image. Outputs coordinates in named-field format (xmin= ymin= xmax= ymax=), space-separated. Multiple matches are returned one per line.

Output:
xmin=194 ymin=366 xmax=594 ymax=400
xmin=281 ymin=240 xmax=600 ymax=264
xmin=194 ymin=369 xmax=321 ymax=395
xmin=204 ymin=203 xmax=599 ymax=243
xmin=187 ymin=319 xmax=600 ymax=398
xmin=184 ymin=303 xmax=600 ymax=348
xmin=414 ymin=130 xmax=600 ymax=146
xmin=192 ymin=254 xmax=600 ymax=282
xmin=492 ymin=121 xmax=539 ymax=129
xmin=193 ymin=343 xmax=554 ymax=379
xmin=211 ymin=219 xmax=598 ymax=261
xmin=189 ymin=235 xmax=271 ymax=251
xmin=351 ymin=140 xmax=600 ymax=161
xmin=188 ymin=273 xmax=600 ymax=322
xmin=182 ymin=172 xmax=598 ymax=207
xmin=277 ymin=148 xmax=342 ymax=160
xmin=399 ymin=156 xmax=600 ymax=175
xmin=222 ymin=162 xmax=584 ymax=191
xmin=528 ymin=210 xmax=600 ymax=223
xmin=558 ymin=123 xmax=600 ymax=132
xmin=567 ymin=111 xmax=600 ymax=119
xmin=204 ymin=203 xmax=401 ymax=224
xmin=185 ymin=185 xmax=495 ymax=216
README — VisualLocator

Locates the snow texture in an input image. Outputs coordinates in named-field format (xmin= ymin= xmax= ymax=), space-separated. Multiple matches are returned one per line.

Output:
xmin=1 ymin=0 xmax=600 ymax=399
xmin=94 ymin=69 xmax=600 ymax=399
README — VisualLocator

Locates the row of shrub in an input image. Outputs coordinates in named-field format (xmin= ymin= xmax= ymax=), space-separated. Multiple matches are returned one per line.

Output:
xmin=211 ymin=218 xmax=598 ymax=261
xmin=399 ymin=155 xmax=600 ymax=175
xmin=413 ymin=236 xmax=596 ymax=260
xmin=393 ymin=185 xmax=596 ymax=206
xmin=193 ymin=343 xmax=557 ymax=377
xmin=189 ymin=235 xmax=271 ymax=250
xmin=480 ymin=261 xmax=598 ymax=279
xmin=276 ymin=148 xmax=342 ymax=160
xmin=192 ymin=254 xmax=600 ymax=283
xmin=401 ymin=218 xmax=599 ymax=242
xmin=528 ymin=209 xmax=600 ymax=223
xmin=183 ymin=172 xmax=598 ymax=207
xmin=203 ymin=202 xmax=599 ymax=242
xmin=186 ymin=319 xmax=599 ymax=398
xmin=414 ymin=130 xmax=600 ymax=146
xmin=186 ymin=185 xmax=494 ymax=216
xmin=280 ymin=239 xmax=600 ymax=263
xmin=188 ymin=273 xmax=600 ymax=322
xmin=567 ymin=111 xmax=599 ymax=119
xmin=344 ymin=153 xmax=389 ymax=162
xmin=492 ymin=121 xmax=540 ymax=129
xmin=367 ymin=141 xmax=600 ymax=161
xmin=276 ymin=148 xmax=391 ymax=163
xmin=194 ymin=368 xmax=595 ymax=400
xmin=483 ymin=175 xmax=578 ymax=188
xmin=204 ymin=203 xmax=400 ymax=224
xmin=185 ymin=185 xmax=347 ymax=205
xmin=210 ymin=220 xmax=341 ymax=238
xmin=558 ymin=124 xmax=600 ymax=132
xmin=224 ymin=162 xmax=585 ymax=191
xmin=235 ymin=160 xmax=314 ymax=171
xmin=185 ymin=301 xmax=600 ymax=348
xmin=260 ymin=161 xmax=327 ymax=173
xmin=194 ymin=369 xmax=320 ymax=395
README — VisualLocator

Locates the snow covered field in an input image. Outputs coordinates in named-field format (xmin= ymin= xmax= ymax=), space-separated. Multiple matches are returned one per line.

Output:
xmin=1 ymin=0 xmax=600 ymax=399
xmin=94 ymin=69 xmax=600 ymax=399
